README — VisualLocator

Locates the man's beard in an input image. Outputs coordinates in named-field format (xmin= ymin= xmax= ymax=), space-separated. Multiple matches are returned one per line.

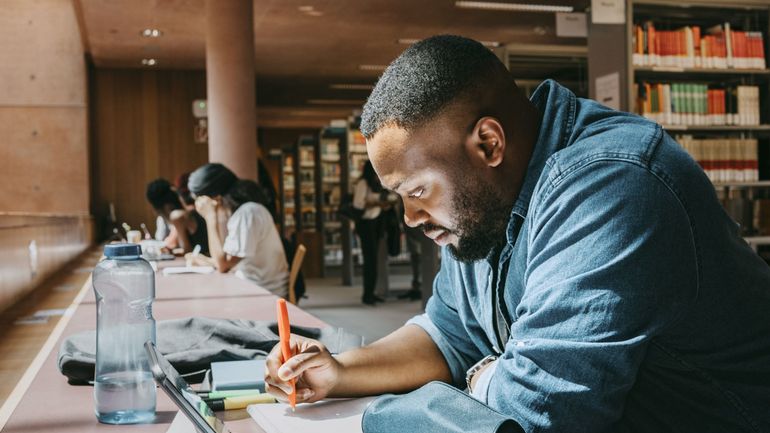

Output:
xmin=422 ymin=177 xmax=513 ymax=263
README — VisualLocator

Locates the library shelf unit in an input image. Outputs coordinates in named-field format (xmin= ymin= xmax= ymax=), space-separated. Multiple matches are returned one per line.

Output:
xmin=319 ymin=126 xmax=345 ymax=270
xmin=277 ymin=134 xmax=325 ymax=277
xmin=626 ymin=1 xmax=770 ymax=252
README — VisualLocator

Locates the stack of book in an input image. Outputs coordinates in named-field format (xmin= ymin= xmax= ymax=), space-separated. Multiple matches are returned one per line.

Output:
xmin=676 ymin=135 xmax=759 ymax=182
xmin=637 ymin=83 xmax=760 ymax=126
xmin=632 ymin=22 xmax=766 ymax=69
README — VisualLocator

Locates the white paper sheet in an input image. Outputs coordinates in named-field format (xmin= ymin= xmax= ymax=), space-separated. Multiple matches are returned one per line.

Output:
xmin=162 ymin=266 xmax=215 ymax=276
xmin=595 ymin=72 xmax=621 ymax=110
xmin=247 ymin=397 xmax=375 ymax=433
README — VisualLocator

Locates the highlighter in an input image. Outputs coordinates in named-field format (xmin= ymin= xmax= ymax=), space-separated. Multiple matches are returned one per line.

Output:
xmin=204 ymin=393 xmax=277 ymax=411
xmin=276 ymin=298 xmax=296 ymax=410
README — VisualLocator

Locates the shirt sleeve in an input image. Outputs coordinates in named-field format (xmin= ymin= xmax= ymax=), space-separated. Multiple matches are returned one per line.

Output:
xmin=485 ymin=161 xmax=698 ymax=433
xmin=223 ymin=204 xmax=263 ymax=258
xmin=407 ymin=253 xmax=486 ymax=387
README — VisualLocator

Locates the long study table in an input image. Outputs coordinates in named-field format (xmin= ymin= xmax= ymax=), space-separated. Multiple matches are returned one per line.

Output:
xmin=0 ymin=259 xmax=327 ymax=433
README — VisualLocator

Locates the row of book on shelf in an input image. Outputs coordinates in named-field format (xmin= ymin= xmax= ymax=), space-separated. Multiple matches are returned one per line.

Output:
xmin=676 ymin=135 xmax=759 ymax=183
xmin=632 ymin=22 xmax=766 ymax=70
xmin=636 ymin=83 xmax=761 ymax=126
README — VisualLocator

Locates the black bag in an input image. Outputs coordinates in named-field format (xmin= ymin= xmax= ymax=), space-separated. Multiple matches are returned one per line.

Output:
xmin=338 ymin=193 xmax=364 ymax=222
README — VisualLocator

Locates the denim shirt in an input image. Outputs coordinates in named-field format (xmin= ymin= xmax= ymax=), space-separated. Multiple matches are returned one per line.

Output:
xmin=407 ymin=80 xmax=770 ymax=433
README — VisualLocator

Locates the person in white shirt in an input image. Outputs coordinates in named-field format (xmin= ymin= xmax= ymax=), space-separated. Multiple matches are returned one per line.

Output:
xmin=353 ymin=160 xmax=397 ymax=305
xmin=187 ymin=163 xmax=289 ymax=297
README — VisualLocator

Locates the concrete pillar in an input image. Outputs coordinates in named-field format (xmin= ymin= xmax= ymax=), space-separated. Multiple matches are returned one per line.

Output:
xmin=205 ymin=0 xmax=258 ymax=180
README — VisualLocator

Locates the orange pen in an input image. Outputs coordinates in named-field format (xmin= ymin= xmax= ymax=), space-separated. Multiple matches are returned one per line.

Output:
xmin=276 ymin=298 xmax=296 ymax=410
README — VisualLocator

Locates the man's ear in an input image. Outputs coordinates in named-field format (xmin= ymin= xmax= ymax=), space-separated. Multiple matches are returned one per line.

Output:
xmin=468 ymin=117 xmax=506 ymax=168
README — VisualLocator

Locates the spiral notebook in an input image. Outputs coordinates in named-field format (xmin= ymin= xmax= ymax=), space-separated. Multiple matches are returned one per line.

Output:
xmin=246 ymin=397 xmax=375 ymax=433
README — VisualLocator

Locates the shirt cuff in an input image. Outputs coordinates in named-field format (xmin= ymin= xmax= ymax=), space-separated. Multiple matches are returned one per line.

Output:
xmin=470 ymin=360 xmax=498 ymax=404
xmin=406 ymin=314 xmax=468 ymax=387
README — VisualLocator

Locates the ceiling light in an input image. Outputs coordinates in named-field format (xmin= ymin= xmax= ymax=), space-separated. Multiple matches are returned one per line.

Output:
xmin=397 ymin=38 xmax=500 ymax=47
xmin=455 ymin=1 xmax=573 ymax=13
xmin=307 ymin=99 xmax=366 ymax=105
xmin=141 ymin=58 xmax=157 ymax=66
xmin=329 ymin=84 xmax=374 ymax=90
xmin=298 ymin=5 xmax=314 ymax=12
xmin=358 ymin=64 xmax=388 ymax=71
xmin=142 ymin=28 xmax=162 ymax=37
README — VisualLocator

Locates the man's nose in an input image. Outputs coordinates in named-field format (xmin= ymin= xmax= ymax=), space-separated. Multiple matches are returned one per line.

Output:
xmin=403 ymin=201 xmax=429 ymax=228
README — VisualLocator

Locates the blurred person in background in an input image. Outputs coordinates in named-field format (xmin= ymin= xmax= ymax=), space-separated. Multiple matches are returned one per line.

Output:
xmin=187 ymin=163 xmax=289 ymax=297
xmin=353 ymin=160 xmax=397 ymax=305
xmin=146 ymin=177 xmax=209 ymax=254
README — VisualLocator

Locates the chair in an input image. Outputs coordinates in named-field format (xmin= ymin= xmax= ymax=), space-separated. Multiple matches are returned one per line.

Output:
xmin=288 ymin=244 xmax=306 ymax=305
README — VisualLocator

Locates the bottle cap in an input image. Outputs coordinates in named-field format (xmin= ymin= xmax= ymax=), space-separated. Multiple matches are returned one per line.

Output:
xmin=104 ymin=243 xmax=142 ymax=258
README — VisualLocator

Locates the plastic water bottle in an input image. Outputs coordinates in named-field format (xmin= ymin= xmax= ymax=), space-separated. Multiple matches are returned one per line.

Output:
xmin=93 ymin=243 xmax=156 ymax=424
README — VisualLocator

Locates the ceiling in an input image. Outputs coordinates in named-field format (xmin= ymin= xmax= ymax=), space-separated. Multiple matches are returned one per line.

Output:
xmin=75 ymin=0 xmax=589 ymax=127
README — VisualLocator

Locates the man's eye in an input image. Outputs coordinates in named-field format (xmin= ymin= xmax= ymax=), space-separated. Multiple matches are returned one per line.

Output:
xmin=409 ymin=188 xmax=424 ymax=199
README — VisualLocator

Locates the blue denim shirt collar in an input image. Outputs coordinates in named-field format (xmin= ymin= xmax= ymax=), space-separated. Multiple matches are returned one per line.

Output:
xmin=505 ymin=79 xmax=576 ymax=245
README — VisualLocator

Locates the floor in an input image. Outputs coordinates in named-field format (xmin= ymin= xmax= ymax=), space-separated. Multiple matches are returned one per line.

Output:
xmin=0 ymin=253 xmax=423 ymax=406
xmin=301 ymin=269 xmax=425 ymax=344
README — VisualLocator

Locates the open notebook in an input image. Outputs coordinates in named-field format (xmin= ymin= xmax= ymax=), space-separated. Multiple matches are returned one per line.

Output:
xmin=247 ymin=397 xmax=376 ymax=433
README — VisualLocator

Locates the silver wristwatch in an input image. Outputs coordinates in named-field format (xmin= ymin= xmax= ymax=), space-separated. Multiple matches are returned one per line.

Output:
xmin=466 ymin=354 xmax=498 ymax=393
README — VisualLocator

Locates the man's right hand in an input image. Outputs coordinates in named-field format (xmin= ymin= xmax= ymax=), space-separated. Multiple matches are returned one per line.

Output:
xmin=264 ymin=334 xmax=342 ymax=404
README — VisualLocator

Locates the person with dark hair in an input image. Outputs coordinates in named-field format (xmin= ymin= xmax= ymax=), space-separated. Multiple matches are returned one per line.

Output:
xmin=174 ymin=172 xmax=196 ymax=210
xmin=264 ymin=35 xmax=770 ymax=433
xmin=187 ymin=163 xmax=289 ymax=296
xmin=352 ymin=160 xmax=396 ymax=305
xmin=145 ymin=178 xmax=208 ymax=254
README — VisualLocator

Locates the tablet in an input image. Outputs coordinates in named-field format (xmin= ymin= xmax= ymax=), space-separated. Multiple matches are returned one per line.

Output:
xmin=144 ymin=341 xmax=230 ymax=433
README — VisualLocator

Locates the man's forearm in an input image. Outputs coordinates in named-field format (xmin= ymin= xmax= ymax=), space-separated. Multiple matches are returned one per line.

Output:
xmin=330 ymin=324 xmax=452 ymax=397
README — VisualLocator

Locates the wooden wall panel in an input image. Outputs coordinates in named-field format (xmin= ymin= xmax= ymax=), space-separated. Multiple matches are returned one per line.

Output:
xmin=0 ymin=107 xmax=89 ymax=214
xmin=0 ymin=214 xmax=93 ymax=314
xmin=0 ymin=0 xmax=86 ymax=106
xmin=89 ymin=69 xmax=208 ymax=238
xmin=0 ymin=0 xmax=89 ymax=215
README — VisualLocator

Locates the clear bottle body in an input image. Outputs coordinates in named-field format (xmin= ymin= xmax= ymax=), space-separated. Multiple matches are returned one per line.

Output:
xmin=92 ymin=256 xmax=156 ymax=424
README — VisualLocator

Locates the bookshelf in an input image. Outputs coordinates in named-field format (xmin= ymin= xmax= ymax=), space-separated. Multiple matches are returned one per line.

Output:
xmin=320 ymin=127 xmax=345 ymax=269
xmin=591 ymin=0 xmax=770 ymax=252
xmin=276 ymin=134 xmax=325 ymax=277
xmin=280 ymin=152 xmax=295 ymax=238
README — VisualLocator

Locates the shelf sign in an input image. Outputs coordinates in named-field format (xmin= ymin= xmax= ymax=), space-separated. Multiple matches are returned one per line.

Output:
xmin=591 ymin=0 xmax=625 ymax=24
xmin=556 ymin=12 xmax=587 ymax=38
xmin=595 ymin=72 xmax=621 ymax=110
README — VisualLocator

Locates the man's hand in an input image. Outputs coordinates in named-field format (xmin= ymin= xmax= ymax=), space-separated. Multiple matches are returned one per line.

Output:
xmin=265 ymin=334 xmax=342 ymax=404
xmin=194 ymin=196 xmax=218 ymax=221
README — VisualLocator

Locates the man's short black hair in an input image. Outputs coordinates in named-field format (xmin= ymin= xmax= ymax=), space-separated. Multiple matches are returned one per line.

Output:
xmin=146 ymin=178 xmax=181 ymax=210
xmin=360 ymin=35 xmax=511 ymax=139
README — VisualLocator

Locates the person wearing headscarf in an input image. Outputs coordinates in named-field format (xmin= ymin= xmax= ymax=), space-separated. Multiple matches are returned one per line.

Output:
xmin=187 ymin=163 xmax=289 ymax=296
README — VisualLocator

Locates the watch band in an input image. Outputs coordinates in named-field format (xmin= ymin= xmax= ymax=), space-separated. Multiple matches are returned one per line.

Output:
xmin=466 ymin=354 xmax=498 ymax=393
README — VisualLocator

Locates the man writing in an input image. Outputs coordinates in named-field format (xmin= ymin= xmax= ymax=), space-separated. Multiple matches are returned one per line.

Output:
xmin=265 ymin=35 xmax=770 ymax=432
